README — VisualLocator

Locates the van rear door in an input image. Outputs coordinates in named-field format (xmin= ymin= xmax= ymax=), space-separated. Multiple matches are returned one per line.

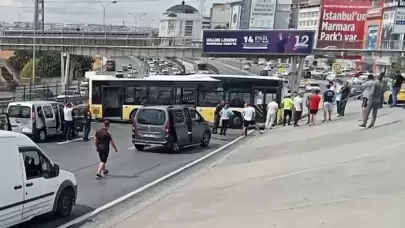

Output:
xmin=0 ymin=141 xmax=24 ymax=227
xmin=135 ymin=108 xmax=167 ymax=142
xmin=7 ymin=104 xmax=33 ymax=134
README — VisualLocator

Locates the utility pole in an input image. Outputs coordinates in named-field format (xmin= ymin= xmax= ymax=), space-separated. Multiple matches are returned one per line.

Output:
xmin=34 ymin=0 xmax=44 ymax=31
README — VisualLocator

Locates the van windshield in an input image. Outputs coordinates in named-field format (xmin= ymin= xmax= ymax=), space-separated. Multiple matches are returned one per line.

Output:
xmin=8 ymin=105 xmax=31 ymax=118
xmin=136 ymin=109 xmax=166 ymax=125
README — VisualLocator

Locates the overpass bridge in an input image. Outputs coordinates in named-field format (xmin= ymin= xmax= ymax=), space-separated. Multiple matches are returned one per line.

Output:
xmin=1 ymin=30 xmax=405 ymax=58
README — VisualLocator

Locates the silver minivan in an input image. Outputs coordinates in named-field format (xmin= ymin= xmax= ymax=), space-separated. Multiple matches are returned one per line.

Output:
xmin=7 ymin=101 xmax=78 ymax=141
xmin=132 ymin=105 xmax=211 ymax=153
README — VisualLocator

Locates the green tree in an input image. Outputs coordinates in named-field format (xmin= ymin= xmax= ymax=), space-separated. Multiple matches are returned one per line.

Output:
xmin=7 ymin=50 xmax=32 ymax=74
xmin=20 ymin=59 xmax=41 ymax=79
xmin=326 ymin=57 xmax=336 ymax=68
xmin=37 ymin=51 xmax=61 ymax=78
xmin=74 ymin=55 xmax=94 ymax=78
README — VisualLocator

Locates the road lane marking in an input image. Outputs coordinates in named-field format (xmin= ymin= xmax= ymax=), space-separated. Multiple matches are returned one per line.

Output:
xmin=56 ymin=136 xmax=94 ymax=145
xmin=58 ymin=129 xmax=254 ymax=228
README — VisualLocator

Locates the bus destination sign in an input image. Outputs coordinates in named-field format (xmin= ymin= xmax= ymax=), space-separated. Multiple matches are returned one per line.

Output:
xmin=202 ymin=30 xmax=315 ymax=56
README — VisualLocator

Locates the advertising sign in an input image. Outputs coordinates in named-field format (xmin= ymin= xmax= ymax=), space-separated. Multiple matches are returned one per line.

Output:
xmin=248 ymin=0 xmax=276 ymax=29
xmin=229 ymin=4 xmax=241 ymax=29
xmin=317 ymin=0 xmax=372 ymax=51
xmin=393 ymin=8 xmax=405 ymax=34
xmin=366 ymin=25 xmax=378 ymax=50
xmin=202 ymin=30 xmax=315 ymax=56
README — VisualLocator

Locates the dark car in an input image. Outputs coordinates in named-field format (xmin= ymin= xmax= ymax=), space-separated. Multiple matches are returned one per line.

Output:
xmin=351 ymin=86 xmax=363 ymax=99
xmin=35 ymin=88 xmax=54 ymax=99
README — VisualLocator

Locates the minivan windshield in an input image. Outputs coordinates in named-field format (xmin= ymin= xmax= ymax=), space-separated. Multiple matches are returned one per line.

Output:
xmin=136 ymin=109 xmax=166 ymax=125
xmin=8 ymin=105 xmax=31 ymax=118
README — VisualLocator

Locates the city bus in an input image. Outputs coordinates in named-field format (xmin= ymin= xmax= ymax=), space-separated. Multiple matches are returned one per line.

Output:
xmin=88 ymin=74 xmax=284 ymax=128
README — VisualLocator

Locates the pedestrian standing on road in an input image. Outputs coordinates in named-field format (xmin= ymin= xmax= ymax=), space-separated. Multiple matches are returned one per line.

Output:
xmin=339 ymin=81 xmax=351 ymax=116
xmin=293 ymin=92 xmax=303 ymax=127
xmin=83 ymin=102 xmax=92 ymax=141
xmin=266 ymin=100 xmax=278 ymax=129
xmin=322 ymin=84 xmax=335 ymax=122
xmin=242 ymin=103 xmax=262 ymax=136
xmin=329 ymin=81 xmax=336 ymax=92
xmin=309 ymin=90 xmax=321 ymax=126
xmin=361 ymin=74 xmax=375 ymax=123
xmin=63 ymin=103 xmax=74 ymax=141
xmin=281 ymin=94 xmax=294 ymax=126
xmin=305 ymin=93 xmax=311 ymax=124
xmin=391 ymin=71 xmax=403 ymax=107
xmin=94 ymin=120 xmax=118 ymax=179
xmin=219 ymin=103 xmax=233 ymax=136
xmin=212 ymin=100 xmax=224 ymax=134
xmin=359 ymin=77 xmax=384 ymax=128
xmin=335 ymin=80 xmax=343 ymax=116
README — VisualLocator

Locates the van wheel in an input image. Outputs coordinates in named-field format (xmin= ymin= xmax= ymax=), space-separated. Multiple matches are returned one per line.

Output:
xmin=200 ymin=131 xmax=211 ymax=147
xmin=170 ymin=143 xmax=180 ymax=153
xmin=37 ymin=129 xmax=47 ymax=141
xmin=135 ymin=145 xmax=145 ymax=151
xmin=55 ymin=188 xmax=74 ymax=217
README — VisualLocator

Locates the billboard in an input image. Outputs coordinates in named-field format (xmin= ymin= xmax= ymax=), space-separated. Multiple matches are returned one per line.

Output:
xmin=202 ymin=30 xmax=315 ymax=56
xmin=365 ymin=25 xmax=378 ymax=50
xmin=248 ymin=0 xmax=276 ymax=30
xmin=317 ymin=0 xmax=372 ymax=50
xmin=393 ymin=8 xmax=405 ymax=34
xmin=229 ymin=4 xmax=241 ymax=29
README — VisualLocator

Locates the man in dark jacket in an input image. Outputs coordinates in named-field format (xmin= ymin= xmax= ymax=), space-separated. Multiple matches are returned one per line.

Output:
xmin=212 ymin=100 xmax=224 ymax=134
xmin=391 ymin=71 xmax=403 ymax=107
xmin=83 ymin=102 xmax=92 ymax=141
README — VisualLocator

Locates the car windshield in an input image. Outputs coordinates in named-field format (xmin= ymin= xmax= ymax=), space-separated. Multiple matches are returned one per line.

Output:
xmin=310 ymin=83 xmax=320 ymax=87
xmin=136 ymin=109 xmax=166 ymax=125
xmin=8 ymin=105 xmax=31 ymax=118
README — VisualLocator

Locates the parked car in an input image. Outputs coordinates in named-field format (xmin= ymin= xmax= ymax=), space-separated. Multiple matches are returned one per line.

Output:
xmin=116 ymin=70 xmax=124 ymax=78
xmin=132 ymin=105 xmax=211 ymax=153
xmin=384 ymin=84 xmax=405 ymax=104
xmin=0 ymin=130 xmax=77 ymax=227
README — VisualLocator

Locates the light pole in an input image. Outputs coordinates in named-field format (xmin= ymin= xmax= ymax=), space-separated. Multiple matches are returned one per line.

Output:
xmin=98 ymin=0 xmax=117 ymax=32
xmin=128 ymin=13 xmax=146 ymax=31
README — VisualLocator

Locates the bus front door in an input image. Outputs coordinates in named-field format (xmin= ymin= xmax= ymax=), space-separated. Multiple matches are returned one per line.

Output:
xmin=102 ymin=87 xmax=124 ymax=119
xmin=253 ymin=87 xmax=277 ymax=126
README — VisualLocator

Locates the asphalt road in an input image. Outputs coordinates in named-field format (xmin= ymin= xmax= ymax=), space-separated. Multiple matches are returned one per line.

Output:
xmin=99 ymin=56 xmax=144 ymax=78
xmin=16 ymin=57 xmax=247 ymax=228
xmin=15 ymin=122 xmax=244 ymax=228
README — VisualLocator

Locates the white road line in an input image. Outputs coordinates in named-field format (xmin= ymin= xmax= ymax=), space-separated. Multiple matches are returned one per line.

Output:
xmin=56 ymin=136 xmax=94 ymax=145
xmin=58 ymin=129 xmax=254 ymax=228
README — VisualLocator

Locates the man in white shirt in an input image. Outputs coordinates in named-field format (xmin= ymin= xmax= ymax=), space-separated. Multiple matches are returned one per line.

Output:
xmin=265 ymin=100 xmax=278 ymax=130
xmin=63 ymin=103 xmax=74 ymax=141
xmin=242 ymin=103 xmax=263 ymax=136
xmin=293 ymin=92 xmax=303 ymax=127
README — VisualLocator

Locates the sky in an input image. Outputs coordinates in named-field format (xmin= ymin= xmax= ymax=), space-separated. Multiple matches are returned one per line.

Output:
xmin=0 ymin=0 xmax=228 ymax=27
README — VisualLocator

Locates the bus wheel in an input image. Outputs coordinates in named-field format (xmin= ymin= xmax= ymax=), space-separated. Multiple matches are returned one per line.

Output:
xmin=230 ymin=114 xmax=242 ymax=129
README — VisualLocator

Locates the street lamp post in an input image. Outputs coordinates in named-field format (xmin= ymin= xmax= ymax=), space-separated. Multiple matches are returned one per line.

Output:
xmin=98 ymin=0 xmax=117 ymax=33
xmin=128 ymin=13 xmax=146 ymax=31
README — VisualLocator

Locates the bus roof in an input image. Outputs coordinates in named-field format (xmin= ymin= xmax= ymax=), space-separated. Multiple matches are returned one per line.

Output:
xmin=87 ymin=74 xmax=283 ymax=82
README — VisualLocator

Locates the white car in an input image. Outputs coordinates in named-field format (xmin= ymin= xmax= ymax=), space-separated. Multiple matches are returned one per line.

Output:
xmin=132 ymin=69 xmax=138 ymax=74
xmin=243 ymin=64 xmax=250 ymax=70
xmin=0 ymin=130 xmax=77 ymax=227
xmin=159 ymin=63 xmax=165 ymax=67
xmin=150 ymin=67 xmax=157 ymax=72
xmin=172 ymin=66 xmax=178 ymax=70
xmin=173 ymin=69 xmax=181 ymax=75
xmin=305 ymin=83 xmax=321 ymax=92
xmin=147 ymin=61 xmax=154 ymax=65
xmin=56 ymin=90 xmax=82 ymax=100
xmin=128 ymin=73 xmax=134 ymax=78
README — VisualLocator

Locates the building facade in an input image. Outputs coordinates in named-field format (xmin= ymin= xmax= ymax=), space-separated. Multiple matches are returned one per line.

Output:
xmin=158 ymin=3 xmax=202 ymax=44
xmin=210 ymin=3 xmax=231 ymax=29
xmin=228 ymin=1 xmax=242 ymax=29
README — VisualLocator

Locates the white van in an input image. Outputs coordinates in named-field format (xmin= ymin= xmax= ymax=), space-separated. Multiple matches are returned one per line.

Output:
xmin=0 ymin=130 xmax=77 ymax=227
xmin=7 ymin=101 xmax=79 ymax=141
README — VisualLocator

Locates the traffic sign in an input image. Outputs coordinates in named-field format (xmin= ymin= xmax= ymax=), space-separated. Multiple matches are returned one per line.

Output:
xmin=332 ymin=63 xmax=342 ymax=71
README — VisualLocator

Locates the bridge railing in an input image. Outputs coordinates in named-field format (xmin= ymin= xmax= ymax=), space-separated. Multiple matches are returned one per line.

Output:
xmin=0 ymin=36 xmax=202 ymax=47
xmin=316 ymin=40 xmax=405 ymax=50
xmin=1 ymin=30 xmax=152 ymax=38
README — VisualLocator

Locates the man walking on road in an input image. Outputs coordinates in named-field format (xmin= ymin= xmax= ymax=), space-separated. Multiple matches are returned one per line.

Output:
xmin=322 ymin=84 xmax=335 ymax=122
xmin=335 ymin=80 xmax=343 ymax=116
xmin=281 ymin=94 xmax=294 ymax=126
xmin=265 ymin=100 xmax=278 ymax=129
xmin=242 ymin=103 xmax=262 ymax=136
xmin=391 ymin=71 xmax=403 ymax=107
xmin=359 ymin=77 xmax=384 ymax=128
xmin=293 ymin=92 xmax=303 ymax=127
xmin=94 ymin=120 xmax=118 ymax=179
xmin=361 ymin=74 xmax=375 ymax=123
